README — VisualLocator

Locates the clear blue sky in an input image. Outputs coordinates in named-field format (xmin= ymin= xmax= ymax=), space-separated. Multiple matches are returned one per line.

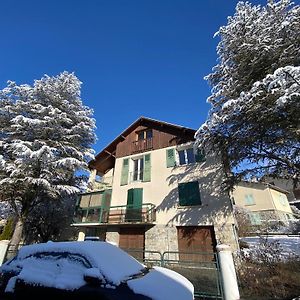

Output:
xmin=0 ymin=0 xmax=270 ymax=153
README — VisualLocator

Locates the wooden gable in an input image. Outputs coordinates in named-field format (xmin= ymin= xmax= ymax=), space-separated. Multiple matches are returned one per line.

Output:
xmin=116 ymin=120 xmax=195 ymax=158
xmin=89 ymin=117 xmax=196 ymax=174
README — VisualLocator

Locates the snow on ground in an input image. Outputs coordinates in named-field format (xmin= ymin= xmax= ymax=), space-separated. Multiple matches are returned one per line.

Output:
xmin=241 ymin=235 xmax=300 ymax=257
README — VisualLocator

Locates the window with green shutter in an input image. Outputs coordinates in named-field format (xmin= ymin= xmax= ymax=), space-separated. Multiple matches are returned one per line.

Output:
xmin=143 ymin=154 xmax=151 ymax=182
xmin=166 ymin=148 xmax=176 ymax=168
xmin=121 ymin=158 xmax=129 ymax=185
xmin=178 ymin=181 xmax=201 ymax=206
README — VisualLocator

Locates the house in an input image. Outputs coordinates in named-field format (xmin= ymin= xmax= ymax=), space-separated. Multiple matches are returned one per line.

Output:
xmin=232 ymin=181 xmax=295 ymax=226
xmin=71 ymin=117 xmax=239 ymax=255
xmin=262 ymin=177 xmax=300 ymax=210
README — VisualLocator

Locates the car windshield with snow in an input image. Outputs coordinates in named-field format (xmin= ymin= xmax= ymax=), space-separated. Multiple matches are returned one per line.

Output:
xmin=0 ymin=241 xmax=194 ymax=300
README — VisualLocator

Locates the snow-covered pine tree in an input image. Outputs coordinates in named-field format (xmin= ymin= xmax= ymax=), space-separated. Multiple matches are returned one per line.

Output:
xmin=0 ymin=72 xmax=96 ymax=248
xmin=196 ymin=0 xmax=300 ymax=189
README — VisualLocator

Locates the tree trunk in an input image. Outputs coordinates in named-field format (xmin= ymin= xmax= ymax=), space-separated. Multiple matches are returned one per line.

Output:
xmin=9 ymin=218 xmax=24 ymax=253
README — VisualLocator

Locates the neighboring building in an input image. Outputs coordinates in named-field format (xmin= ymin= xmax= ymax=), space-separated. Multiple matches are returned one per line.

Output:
xmin=232 ymin=181 xmax=295 ymax=226
xmin=262 ymin=177 xmax=300 ymax=210
xmin=72 ymin=117 xmax=238 ymax=255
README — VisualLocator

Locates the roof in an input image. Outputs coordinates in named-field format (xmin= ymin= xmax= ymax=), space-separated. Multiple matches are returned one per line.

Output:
xmin=89 ymin=116 xmax=196 ymax=173
xmin=238 ymin=180 xmax=290 ymax=194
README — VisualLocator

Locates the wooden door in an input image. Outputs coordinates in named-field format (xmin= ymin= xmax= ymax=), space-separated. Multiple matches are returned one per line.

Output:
xmin=177 ymin=226 xmax=217 ymax=262
xmin=119 ymin=228 xmax=145 ymax=260
xmin=125 ymin=188 xmax=143 ymax=222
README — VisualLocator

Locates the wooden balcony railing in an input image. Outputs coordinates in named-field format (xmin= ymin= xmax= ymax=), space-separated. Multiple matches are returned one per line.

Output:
xmin=132 ymin=138 xmax=153 ymax=153
xmin=73 ymin=203 xmax=156 ymax=225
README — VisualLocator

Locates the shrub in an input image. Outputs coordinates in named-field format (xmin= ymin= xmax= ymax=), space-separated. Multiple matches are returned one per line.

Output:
xmin=236 ymin=237 xmax=300 ymax=299
xmin=0 ymin=217 xmax=15 ymax=240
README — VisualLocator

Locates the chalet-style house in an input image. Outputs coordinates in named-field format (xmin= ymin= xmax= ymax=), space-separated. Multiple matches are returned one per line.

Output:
xmin=232 ymin=181 xmax=295 ymax=226
xmin=72 ymin=117 xmax=239 ymax=255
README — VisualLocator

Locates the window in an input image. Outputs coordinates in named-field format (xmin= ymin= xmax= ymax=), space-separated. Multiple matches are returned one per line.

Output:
xmin=249 ymin=212 xmax=261 ymax=225
xmin=244 ymin=194 xmax=255 ymax=205
xmin=146 ymin=130 xmax=153 ymax=139
xmin=278 ymin=194 xmax=287 ymax=206
xmin=133 ymin=158 xmax=144 ymax=181
xmin=138 ymin=131 xmax=145 ymax=141
xmin=178 ymin=181 xmax=201 ymax=206
xmin=137 ymin=129 xmax=152 ymax=140
xmin=178 ymin=148 xmax=196 ymax=165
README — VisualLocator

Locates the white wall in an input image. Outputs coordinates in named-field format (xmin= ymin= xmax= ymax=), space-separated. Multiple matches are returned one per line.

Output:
xmin=110 ymin=144 xmax=237 ymax=248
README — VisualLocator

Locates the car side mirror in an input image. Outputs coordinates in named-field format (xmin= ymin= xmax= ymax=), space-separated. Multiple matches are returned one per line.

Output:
xmin=83 ymin=268 xmax=105 ymax=286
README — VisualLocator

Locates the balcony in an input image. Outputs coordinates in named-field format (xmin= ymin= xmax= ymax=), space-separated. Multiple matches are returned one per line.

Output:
xmin=132 ymin=138 xmax=153 ymax=154
xmin=73 ymin=203 xmax=156 ymax=225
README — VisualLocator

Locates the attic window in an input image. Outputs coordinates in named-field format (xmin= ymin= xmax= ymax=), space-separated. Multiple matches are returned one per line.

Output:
xmin=137 ymin=129 xmax=153 ymax=140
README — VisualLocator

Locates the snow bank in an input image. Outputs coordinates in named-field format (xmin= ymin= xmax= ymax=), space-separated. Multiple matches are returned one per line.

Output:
xmin=241 ymin=235 xmax=300 ymax=257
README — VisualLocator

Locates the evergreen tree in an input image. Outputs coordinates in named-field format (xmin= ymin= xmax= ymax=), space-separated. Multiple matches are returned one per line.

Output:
xmin=0 ymin=72 xmax=96 ymax=248
xmin=196 ymin=0 xmax=300 ymax=189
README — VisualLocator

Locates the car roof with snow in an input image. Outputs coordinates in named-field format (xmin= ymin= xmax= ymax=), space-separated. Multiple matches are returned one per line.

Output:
xmin=6 ymin=241 xmax=145 ymax=286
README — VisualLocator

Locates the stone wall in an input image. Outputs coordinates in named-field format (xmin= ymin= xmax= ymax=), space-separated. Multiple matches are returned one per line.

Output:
xmin=145 ymin=225 xmax=178 ymax=252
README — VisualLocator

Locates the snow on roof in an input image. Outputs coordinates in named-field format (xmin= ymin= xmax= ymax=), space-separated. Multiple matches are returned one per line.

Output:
xmin=16 ymin=241 xmax=145 ymax=286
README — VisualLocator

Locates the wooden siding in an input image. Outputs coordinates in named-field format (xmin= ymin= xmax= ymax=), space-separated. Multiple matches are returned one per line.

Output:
xmin=116 ymin=125 xmax=194 ymax=158
xmin=177 ymin=226 xmax=217 ymax=261
xmin=119 ymin=227 xmax=145 ymax=260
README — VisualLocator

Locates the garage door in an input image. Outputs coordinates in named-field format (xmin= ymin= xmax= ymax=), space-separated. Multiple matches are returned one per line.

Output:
xmin=177 ymin=226 xmax=217 ymax=261
xmin=119 ymin=228 xmax=145 ymax=260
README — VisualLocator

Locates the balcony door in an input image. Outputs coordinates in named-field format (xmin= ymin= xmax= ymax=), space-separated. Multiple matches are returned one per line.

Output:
xmin=126 ymin=188 xmax=143 ymax=222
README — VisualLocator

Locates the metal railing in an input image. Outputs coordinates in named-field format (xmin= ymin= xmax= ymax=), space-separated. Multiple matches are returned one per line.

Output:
xmin=73 ymin=203 xmax=156 ymax=224
xmin=122 ymin=248 xmax=224 ymax=300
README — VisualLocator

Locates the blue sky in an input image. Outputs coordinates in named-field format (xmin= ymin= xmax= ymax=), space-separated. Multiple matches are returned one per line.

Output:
xmin=0 ymin=0 xmax=269 ymax=153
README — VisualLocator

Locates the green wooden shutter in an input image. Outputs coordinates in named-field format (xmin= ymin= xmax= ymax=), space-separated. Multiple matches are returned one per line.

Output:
xmin=121 ymin=158 xmax=129 ymax=185
xmin=133 ymin=188 xmax=143 ymax=208
xmin=195 ymin=148 xmax=206 ymax=162
xmin=127 ymin=189 xmax=134 ymax=207
xmin=143 ymin=154 xmax=151 ymax=182
xmin=126 ymin=188 xmax=143 ymax=222
xmin=166 ymin=148 xmax=176 ymax=167
xmin=178 ymin=182 xmax=201 ymax=206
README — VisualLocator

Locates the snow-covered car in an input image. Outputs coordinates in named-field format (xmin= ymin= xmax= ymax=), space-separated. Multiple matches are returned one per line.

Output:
xmin=0 ymin=241 xmax=194 ymax=300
